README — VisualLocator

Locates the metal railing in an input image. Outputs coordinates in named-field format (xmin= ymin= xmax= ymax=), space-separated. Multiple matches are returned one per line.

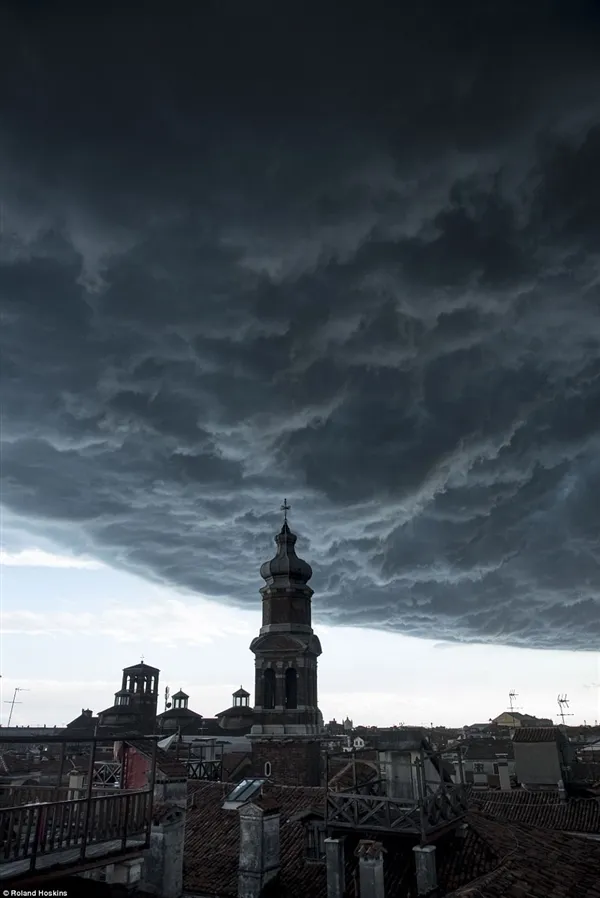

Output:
xmin=0 ymin=789 xmax=151 ymax=873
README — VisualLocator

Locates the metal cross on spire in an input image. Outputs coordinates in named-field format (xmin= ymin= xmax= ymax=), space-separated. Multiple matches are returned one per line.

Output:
xmin=281 ymin=498 xmax=291 ymax=522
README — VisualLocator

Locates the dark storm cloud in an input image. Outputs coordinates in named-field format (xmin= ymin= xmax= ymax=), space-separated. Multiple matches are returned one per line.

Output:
xmin=2 ymin=1 xmax=600 ymax=649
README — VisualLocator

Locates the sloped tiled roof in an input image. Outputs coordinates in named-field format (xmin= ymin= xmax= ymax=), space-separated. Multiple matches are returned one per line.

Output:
xmin=449 ymin=813 xmax=600 ymax=897
xmin=0 ymin=752 xmax=37 ymax=776
xmin=468 ymin=788 xmax=600 ymax=833
xmin=512 ymin=727 xmax=563 ymax=743
xmin=184 ymin=781 xmax=327 ymax=898
xmin=184 ymin=781 xmax=600 ymax=898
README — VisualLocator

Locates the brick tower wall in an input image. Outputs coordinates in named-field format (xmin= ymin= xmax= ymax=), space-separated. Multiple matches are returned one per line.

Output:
xmin=251 ymin=738 xmax=322 ymax=787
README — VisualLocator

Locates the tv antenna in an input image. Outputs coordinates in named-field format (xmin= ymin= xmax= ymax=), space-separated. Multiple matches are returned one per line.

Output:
xmin=557 ymin=695 xmax=573 ymax=726
xmin=5 ymin=687 xmax=29 ymax=727
xmin=164 ymin=686 xmax=171 ymax=711
xmin=508 ymin=690 xmax=519 ymax=718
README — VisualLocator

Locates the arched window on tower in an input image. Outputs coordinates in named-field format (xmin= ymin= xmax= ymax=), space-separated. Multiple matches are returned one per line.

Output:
xmin=285 ymin=668 xmax=298 ymax=710
xmin=263 ymin=669 xmax=276 ymax=710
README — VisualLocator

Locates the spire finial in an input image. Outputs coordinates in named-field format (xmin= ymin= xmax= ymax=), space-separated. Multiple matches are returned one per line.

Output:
xmin=281 ymin=498 xmax=291 ymax=523
xmin=140 ymin=654 xmax=144 ymax=663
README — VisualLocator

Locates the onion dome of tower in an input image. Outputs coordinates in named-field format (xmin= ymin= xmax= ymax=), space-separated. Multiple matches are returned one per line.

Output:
xmin=259 ymin=520 xmax=313 ymax=586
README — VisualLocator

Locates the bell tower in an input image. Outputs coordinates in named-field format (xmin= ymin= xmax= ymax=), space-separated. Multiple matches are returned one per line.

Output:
xmin=249 ymin=502 xmax=323 ymax=786
xmin=250 ymin=501 xmax=322 ymax=735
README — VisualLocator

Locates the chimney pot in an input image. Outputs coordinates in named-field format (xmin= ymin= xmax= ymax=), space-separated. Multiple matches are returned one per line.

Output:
xmin=357 ymin=839 xmax=386 ymax=898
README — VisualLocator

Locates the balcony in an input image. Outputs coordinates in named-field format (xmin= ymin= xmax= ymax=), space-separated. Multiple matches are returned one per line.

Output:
xmin=0 ymin=731 xmax=159 ymax=884
xmin=325 ymin=744 xmax=469 ymax=839
xmin=0 ymin=789 xmax=151 ymax=881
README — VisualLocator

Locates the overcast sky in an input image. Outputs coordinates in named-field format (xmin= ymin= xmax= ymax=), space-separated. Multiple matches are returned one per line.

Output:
xmin=1 ymin=2 xmax=599 ymax=727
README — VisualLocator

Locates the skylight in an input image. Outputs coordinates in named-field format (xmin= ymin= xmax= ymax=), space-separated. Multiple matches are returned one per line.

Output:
xmin=222 ymin=778 xmax=265 ymax=809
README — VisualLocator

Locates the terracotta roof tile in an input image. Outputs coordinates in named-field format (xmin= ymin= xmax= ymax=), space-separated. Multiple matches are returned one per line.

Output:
xmin=184 ymin=781 xmax=326 ymax=898
xmin=512 ymin=727 xmax=563 ymax=743
xmin=449 ymin=813 xmax=600 ymax=897
xmin=184 ymin=782 xmax=600 ymax=897
xmin=468 ymin=788 xmax=600 ymax=834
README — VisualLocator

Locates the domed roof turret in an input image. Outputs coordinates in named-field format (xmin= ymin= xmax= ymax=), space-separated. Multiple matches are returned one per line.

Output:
xmin=260 ymin=520 xmax=313 ymax=586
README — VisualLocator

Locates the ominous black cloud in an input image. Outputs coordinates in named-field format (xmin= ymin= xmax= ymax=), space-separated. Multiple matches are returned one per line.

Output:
xmin=2 ymin=2 xmax=600 ymax=650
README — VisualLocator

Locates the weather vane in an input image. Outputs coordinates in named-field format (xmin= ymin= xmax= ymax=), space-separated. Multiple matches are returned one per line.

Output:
xmin=281 ymin=498 xmax=291 ymax=522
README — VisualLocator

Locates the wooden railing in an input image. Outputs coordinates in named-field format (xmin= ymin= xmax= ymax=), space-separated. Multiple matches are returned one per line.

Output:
xmin=185 ymin=758 xmax=222 ymax=781
xmin=0 ymin=787 xmax=70 ymax=808
xmin=326 ymin=783 xmax=468 ymax=836
xmin=93 ymin=761 xmax=122 ymax=787
xmin=0 ymin=789 xmax=151 ymax=873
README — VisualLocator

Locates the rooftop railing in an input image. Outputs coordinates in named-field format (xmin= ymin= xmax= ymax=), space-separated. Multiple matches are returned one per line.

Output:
xmin=0 ymin=789 xmax=150 ymax=876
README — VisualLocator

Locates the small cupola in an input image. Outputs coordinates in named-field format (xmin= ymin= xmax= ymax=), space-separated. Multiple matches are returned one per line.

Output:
xmin=171 ymin=689 xmax=189 ymax=711
xmin=233 ymin=686 xmax=250 ymax=709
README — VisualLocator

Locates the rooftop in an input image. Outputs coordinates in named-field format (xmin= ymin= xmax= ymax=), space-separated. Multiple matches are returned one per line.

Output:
xmin=184 ymin=781 xmax=600 ymax=897
xmin=512 ymin=727 xmax=564 ymax=744
xmin=449 ymin=813 xmax=600 ymax=897
xmin=468 ymin=788 xmax=600 ymax=834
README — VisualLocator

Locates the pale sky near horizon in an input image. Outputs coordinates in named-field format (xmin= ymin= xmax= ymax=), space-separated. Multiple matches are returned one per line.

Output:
xmin=1 ymin=547 xmax=598 ymax=730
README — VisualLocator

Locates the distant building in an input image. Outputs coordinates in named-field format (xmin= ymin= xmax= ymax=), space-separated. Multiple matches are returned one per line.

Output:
xmin=97 ymin=661 xmax=160 ymax=735
xmin=493 ymin=711 xmax=554 ymax=728
xmin=156 ymin=689 xmax=204 ymax=737
xmin=512 ymin=727 xmax=574 ymax=789
xmin=461 ymin=740 xmax=516 ymax=786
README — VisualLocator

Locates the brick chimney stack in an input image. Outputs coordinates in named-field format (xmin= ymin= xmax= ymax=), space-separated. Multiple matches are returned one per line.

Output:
xmin=238 ymin=798 xmax=281 ymax=898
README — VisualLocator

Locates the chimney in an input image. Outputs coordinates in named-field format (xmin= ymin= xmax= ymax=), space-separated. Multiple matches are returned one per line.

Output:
xmin=497 ymin=761 xmax=512 ymax=791
xmin=68 ymin=769 xmax=85 ymax=800
xmin=413 ymin=844 xmax=437 ymax=896
xmin=141 ymin=803 xmax=186 ymax=898
xmin=238 ymin=799 xmax=280 ymax=898
xmin=325 ymin=836 xmax=346 ymax=898
xmin=356 ymin=840 xmax=385 ymax=898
